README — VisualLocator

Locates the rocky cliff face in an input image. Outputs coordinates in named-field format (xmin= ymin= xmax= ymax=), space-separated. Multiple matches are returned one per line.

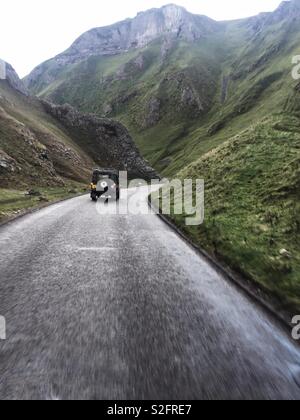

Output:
xmin=41 ymin=101 xmax=157 ymax=180
xmin=73 ymin=3 xmax=217 ymax=53
xmin=24 ymin=4 xmax=219 ymax=92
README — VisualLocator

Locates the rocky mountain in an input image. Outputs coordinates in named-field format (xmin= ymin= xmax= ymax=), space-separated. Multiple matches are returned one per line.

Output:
xmin=0 ymin=62 xmax=156 ymax=189
xmin=41 ymin=101 xmax=156 ymax=180
xmin=24 ymin=1 xmax=300 ymax=175
xmin=24 ymin=4 xmax=218 ymax=93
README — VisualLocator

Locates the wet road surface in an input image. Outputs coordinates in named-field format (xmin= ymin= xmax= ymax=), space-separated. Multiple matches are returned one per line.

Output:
xmin=0 ymin=187 xmax=300 ymax=400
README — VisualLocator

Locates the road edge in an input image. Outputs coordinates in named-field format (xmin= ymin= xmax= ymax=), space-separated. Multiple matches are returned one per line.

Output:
xmin=148 ymin=196 xmax=296 ymax=337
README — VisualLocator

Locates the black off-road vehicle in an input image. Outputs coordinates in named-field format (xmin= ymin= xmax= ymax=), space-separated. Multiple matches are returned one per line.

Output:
xmin=90 ymin=169 xmax=120 ymax=202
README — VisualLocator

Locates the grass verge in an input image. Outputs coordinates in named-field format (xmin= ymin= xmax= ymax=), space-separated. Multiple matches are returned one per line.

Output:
xmin=0 ymin=182 xmax=87 ymax=224
xmin=153 ymin=115 xmax=300 ymax=315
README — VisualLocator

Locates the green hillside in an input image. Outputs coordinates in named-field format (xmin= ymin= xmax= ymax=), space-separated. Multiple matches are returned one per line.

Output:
xmin=0 ymin=80 xmax=93 ymax=188
xmin=0 ymin=80 xmax=92 ymax=220
xmin=165 ymin=114 xmax=300 ymax=312
xmin=33 ymin=34 xmax=230 ymax=174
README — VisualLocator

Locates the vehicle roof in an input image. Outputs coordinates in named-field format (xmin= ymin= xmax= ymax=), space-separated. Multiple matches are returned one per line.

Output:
xmin=92 ymin=168 xmax=119 ymax=175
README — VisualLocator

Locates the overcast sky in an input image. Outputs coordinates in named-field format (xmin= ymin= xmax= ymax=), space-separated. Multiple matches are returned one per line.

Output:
xmin=0 ymin=0 xmax=283 ymax=77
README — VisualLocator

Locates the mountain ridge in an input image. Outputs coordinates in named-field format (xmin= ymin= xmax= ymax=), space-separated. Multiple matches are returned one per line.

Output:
xmin=24 ymin=1 xmax=300 ymax=88
xmin=24 ymin=4 xmax=220 ymax=92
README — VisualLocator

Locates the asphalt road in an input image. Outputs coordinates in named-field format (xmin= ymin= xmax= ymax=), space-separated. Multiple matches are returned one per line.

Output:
xmin=0 ymin=187 xmax=300 ymax=400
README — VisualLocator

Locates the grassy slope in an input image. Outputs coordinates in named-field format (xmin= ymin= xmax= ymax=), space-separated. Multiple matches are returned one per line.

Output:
xmin=163 ymin=14 xmax=300 ymax=312
xmin=0 ymin=81 xmax=93 ymax=188
xmin=0 ymin=184 xmax=86 ymax=223
xmin=165 ymin=115 xmax=300 ymax=312
xmin=155 ymin=11 xmax=299 ymax=312
xmin=0 ymin=81 xmax=93 ymax=218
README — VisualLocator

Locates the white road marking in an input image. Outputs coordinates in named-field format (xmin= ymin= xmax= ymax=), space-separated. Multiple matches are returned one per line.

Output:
xmin=75 ymin=247 xmax=117 ymax=252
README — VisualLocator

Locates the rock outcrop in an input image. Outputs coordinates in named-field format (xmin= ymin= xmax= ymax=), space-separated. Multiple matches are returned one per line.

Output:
xmin=41 ymin=101 xmax=157 ymax=180
xmin=0 ymin=67 xmax=157 ymax=189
